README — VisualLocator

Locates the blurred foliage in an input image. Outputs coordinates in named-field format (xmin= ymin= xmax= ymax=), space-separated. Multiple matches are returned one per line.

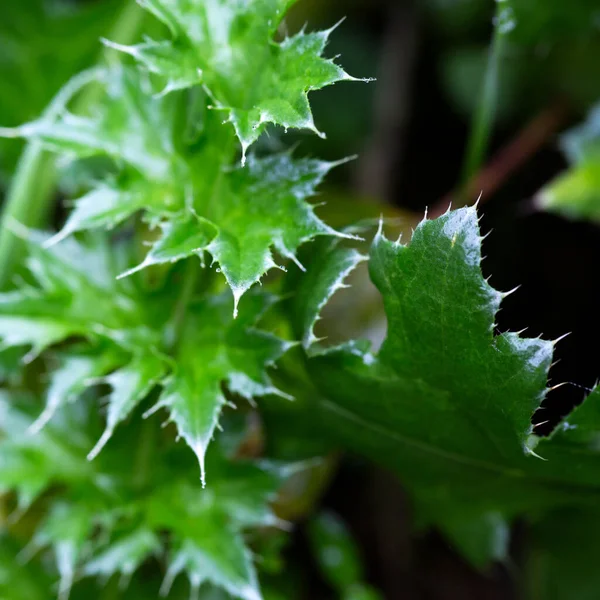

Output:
xmin=308 ymin=511 xmax=383 ymax=600
xmin=527 ymin=509 xmax=600 ymax=600
xmin=0 ymin=0 xmax=124 ymax=183
xmin=426 ymin=0 xmax=600 ymax=126
xmin=540 ymin=103 xmax=600 ymax=221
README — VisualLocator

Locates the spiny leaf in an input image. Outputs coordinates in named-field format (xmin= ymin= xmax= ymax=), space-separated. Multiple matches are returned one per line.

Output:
xmin=1 ymin=394 xmax=292 ymax=600
xmin=309 ymin=207 xmax=553 ymax=457
xmin=31 ymin=347 xmax=125 ymax=434
xmin=0 ymin=393 xmax=96 ymax=510
xmin=83 ymin=528 xmax=162 ymax=579
xmin=34 ymin=502 xmax=95 ymax=600
xmin=3 ymin=68 xmax=181 ymax=180
xmin=291 ymin=206 xmax=600 ymax=566
xmin=129 ymin=153 xmax=351 ymax=314
xmin=87 ymin=351 xmax=167 ymax=460
xmin=118 ymin=214 xmax=219 ymax=280
xmin=291 ymin=237 xmax=366 ymax=350
xmin=293 ymin=208 xmax=600 ymax=548
xmin=148 ymin=478 xmax=275 ymax=600
xmin=0 ymin=234 xmax=165 ymax=449
xmin=149 ymin=292 xmax=292 ymax=484
xmin=0 ymin=234 xmax=160 ymax=354
xmin=3 ymin=68 xmax=351 ymax=309
xmin=107 ymin=0 xmax=364 ymax=160
xmin=46 ymin=184 xmax=157 ymax=246
xmin=163 ymin=536 xmax=260 ymax=600
xmin=0 ymin=235 xmax=291 ymax=468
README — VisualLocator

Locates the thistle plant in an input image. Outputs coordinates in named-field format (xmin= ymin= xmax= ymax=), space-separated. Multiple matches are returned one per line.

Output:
xmin=2 ymin=2 xmax=600 ymax=600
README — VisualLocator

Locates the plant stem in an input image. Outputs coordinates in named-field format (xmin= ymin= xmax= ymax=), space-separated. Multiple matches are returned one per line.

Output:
xmin=459 ymin=2 xmax=507 ymax=200
xmin=0 ymin=1 xmax=146 ymax=289
xmin=167 ymin=259 xmax=201 ymax=350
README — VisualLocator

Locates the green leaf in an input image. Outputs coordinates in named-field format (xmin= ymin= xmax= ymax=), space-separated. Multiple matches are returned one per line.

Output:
xmin=149 ymin=292 xmax=291 ymax=483
xmin=34 ymin=502 xmax=95 ymax=600
xmin=119 ymin=214 xmax=219 ymax=279
xmin=4 ymin=67 xmax=351 ymax=308
xmin=0 ymin=232 xmax=293 ymax=467
xmin=0 ymin=393 xmax=95 ymax=509
xmin=47 ymin=185 xmax=156 ymax=246
xmin=1 ymin=392 xmax=292 ymax=600
xmin=0 ymin=235 xmax=167 ymax=451
xmin=539 ymin=160 xmax=600 ymax=221
xmin=0 ymin=235 xmax=170 ymax=456
xmin=83 ymin=528 xmax=162 ymax=580
xmin=107 ymin=0 xmax=363 ymax=159
xmin=87 ymin=351 xmax=168 ymax=460
xmin=438 ymin=512 xmax=510 ymax=568
xmin=163 ymin=535 xmax=260 ymax=600
xmin=294 ymin=208 xmax=600 ymax=553
xmin=31 ymin=347 xmax=124 ymax=435
xmin=540 ymin=103 xmax=600 ymax=222
xmin=148 ymin=478 xmax=271 ymax=600
xmin=5 ymin=68 xmax=182 ymax=181
xmin=136 ymin=153 xmax=347 ymax=314
xmin=0 ymin=312 xmax=81 ymax=362
xmin=306 ymin=207 xmax=552 ymax=467
xmin=291 ymin=238 xmax=366 ymax=350
xmin=291 ymin=207 xmax=600 ymax=567
xmin=308 ymin=512 xmax=376 ymax=596
xmin=0 ymin=234 xmax=160 ymax=355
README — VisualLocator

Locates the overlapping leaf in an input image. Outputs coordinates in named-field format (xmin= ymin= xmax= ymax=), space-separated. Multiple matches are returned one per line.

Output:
xmin=106 ymin=0 xmax=363 ymax=159
xmin=122 ymin=148 xmax=349 ymax=315
xmin=148 ymin=469 xmax=281 ymax=600
xmin=0 ymin=234 xmax=290 ymax=472
xmin=1 ymin=67 xmax=351 ymax=313
xmin=0 ymin=234 xmax=162 ymax=445
xmin=0 ymin=392 xmax=96 ymax=511
xmin=0 ymin=396 xmax=290 ymax=600
xmin=150 ymin=292 xmax=292 ymax=483
xmin=292 ymin=206 xmax=600 ymax=564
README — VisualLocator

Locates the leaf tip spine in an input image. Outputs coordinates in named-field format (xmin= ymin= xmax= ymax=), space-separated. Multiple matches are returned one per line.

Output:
xmin=87 ymin=428 xmax=113 ymax=461
xmin=551 ymin=332 xmax=570 ymax=346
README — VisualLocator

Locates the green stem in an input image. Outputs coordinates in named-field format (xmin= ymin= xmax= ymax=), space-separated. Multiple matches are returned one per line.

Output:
xmin=167 ymin=259 xmax=202 ymax=350
xmin=165 ymin=112 xmax=238 ymax=347
xmin=133 ymin=413 xmax=158 ymax=491
xmin=0 ymin=1 xmax=146 ymax=289
xmin=459 ymin=2 xmax=507 ymax=198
